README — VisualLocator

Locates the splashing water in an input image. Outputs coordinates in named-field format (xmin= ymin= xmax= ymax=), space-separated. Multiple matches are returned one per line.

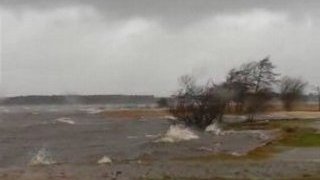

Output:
xmin=29 ymin=148 xmax=56 ymax=166
xmin=55 ymin=117 xmax=75 ymax=125
xmin=97 ymin=156 xmax=112 ymax=164
xmin=205 ymin=122 xmax=223 ymax=135
xmin=155 ymin=125 xmax=199 ymax=143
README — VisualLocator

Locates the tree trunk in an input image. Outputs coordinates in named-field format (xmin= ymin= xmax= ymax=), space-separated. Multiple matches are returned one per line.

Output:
xmin=317 ymin=87 xmax=320 ymax=112
xmin=247 ymin=113 xmax=255 ymax=122
xmin=318 ymin=94 xmax=320 ymax=112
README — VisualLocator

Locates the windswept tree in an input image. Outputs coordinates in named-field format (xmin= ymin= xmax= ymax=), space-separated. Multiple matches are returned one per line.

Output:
xmin=170 ymin=57 xmax=278 ymax=127
xmin=280 ymin=76 xmax=307 ymax=111
xmin=170 ymin=75 xmax=232 ymax=129
xmin=251 ymin=58 xmax=278 ymax=92
xmin=203 ymin=83 xmax=234 ymax=124
xmin=226 ymin=57 xmax=279 ymax=121
xmin=226 ymin=62 xmax=256 ymax=112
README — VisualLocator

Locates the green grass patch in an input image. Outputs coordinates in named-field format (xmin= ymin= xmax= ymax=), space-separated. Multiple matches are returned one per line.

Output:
xmin=277 ymin=127 xmax=320 ymax=147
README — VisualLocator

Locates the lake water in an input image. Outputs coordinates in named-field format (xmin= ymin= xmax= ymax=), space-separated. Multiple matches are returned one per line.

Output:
xmin=0 ymin=104 xmax=272 ymax=169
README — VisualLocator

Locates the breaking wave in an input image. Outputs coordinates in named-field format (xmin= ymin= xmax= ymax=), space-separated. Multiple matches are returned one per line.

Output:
xmin=205 ymin=122 xmax=223 ymax=135
xmin=155 ymin=125 xmax=199 ymax=143
xmin=29 ymin=148 xmax=56 ymax=166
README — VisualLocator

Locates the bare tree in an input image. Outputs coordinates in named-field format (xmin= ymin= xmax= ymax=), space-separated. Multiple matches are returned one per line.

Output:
xmin=280 ymin=76 xmax=307 ymax=111
xmin=226 ymin=57 xmax=278 ymax=121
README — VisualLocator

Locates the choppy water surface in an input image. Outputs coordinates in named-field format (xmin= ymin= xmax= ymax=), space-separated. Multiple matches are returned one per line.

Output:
xmin=0 ymin=104 xmax=273 ymax=169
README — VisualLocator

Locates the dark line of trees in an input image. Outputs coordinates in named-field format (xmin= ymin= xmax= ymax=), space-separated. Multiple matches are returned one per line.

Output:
xmin=0 ymin=95 xmax=157 ymax=105
xmin=169 ymin=57 xmax=309 ymax=129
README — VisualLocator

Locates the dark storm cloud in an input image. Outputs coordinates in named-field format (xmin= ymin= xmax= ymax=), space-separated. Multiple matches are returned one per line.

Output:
xmin=1 ymin=0 xmax=320 ymax=96
xmin=1 ymin=0 xmax=320 ymax=25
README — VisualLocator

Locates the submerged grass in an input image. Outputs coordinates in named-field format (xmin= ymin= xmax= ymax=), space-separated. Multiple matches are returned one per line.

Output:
xmin=227 ymin=119 xmax=320 ymax=149
xmin=224 ymin=119 xmax=316 ymax=131
xmin=175 ymin=119 xmax=320 ymax=163
xmin=172 ymin=143 xmax=281 ymax=162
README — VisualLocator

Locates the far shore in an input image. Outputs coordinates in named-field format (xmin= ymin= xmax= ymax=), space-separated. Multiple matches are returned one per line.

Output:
xmin=101 ymin=108 xmax=320 ymax=121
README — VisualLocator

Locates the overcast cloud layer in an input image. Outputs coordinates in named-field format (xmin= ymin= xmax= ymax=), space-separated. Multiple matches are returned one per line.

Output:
xmin=1 ymin=0 xmax=320 ymax=96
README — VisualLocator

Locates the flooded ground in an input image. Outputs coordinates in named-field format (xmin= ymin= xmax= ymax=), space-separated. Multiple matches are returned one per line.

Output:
xmin=0 ymin=105 xmax=319 ymax=179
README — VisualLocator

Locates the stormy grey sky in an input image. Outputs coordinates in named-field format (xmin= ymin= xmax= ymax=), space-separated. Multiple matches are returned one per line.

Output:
xmin=0 ymin=0 xmax=320 ymax=96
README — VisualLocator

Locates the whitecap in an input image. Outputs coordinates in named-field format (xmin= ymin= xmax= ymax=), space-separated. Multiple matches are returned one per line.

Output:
xmin=55 ymin=117 xmax=75 ymax=125
xmin=29 ymin=148 xmax=56 ymax=166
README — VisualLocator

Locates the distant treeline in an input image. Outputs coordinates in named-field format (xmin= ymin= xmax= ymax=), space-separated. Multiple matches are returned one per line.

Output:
xmin=0 ymin=95 xmax=157 ymax=105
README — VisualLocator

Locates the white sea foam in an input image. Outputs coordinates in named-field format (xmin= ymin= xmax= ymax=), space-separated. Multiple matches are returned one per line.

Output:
xmin=55 ymin=117 xmax=75 ymax=125
xmin=85 ymin=108 xmax=105 ymax=114
xmin=155 ymin=125 xmax=199 ymax=143
xmin=205 ymin=122 xmax=223 ymax=135
xmin=29 ymin=148 xmax=56 ymax=166
xmin=145 ymin=134 xmax=161 ymax=138
xmin=97 ymin=156 xmax=112 ymax=164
